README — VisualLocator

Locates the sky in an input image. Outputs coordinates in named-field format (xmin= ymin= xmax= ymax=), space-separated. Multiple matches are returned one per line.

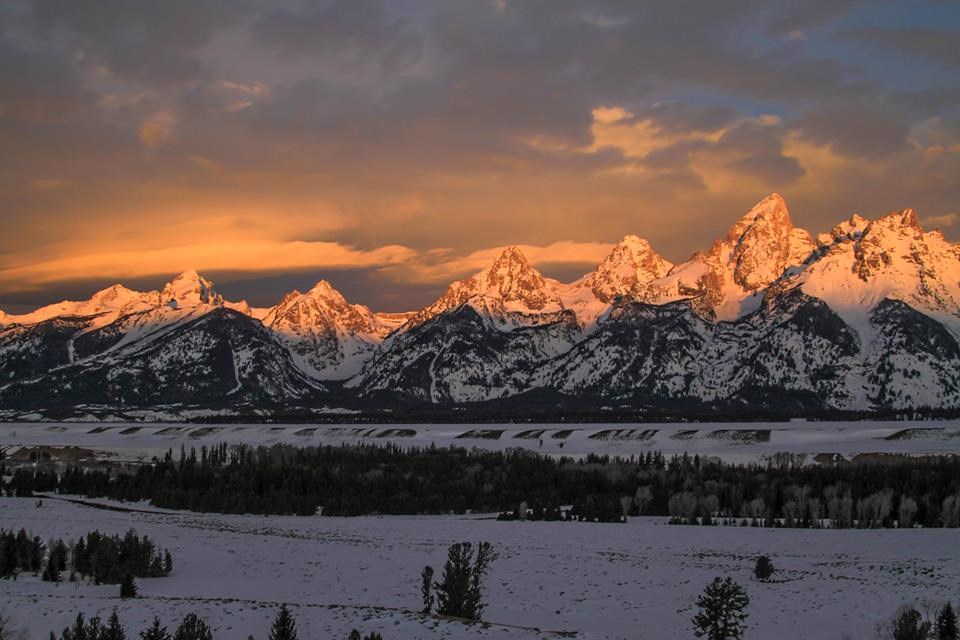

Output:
xmin=1 ymin=0 xmax=958 ymax=313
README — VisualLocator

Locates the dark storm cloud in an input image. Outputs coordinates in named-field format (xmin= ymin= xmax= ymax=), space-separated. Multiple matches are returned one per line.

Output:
xmin=793 ymin=106 xmax=910 ymax=157
xmin=0 ymin=40 xmax=95 ymax=122
xmin=30 ymin=0 xmax=248 ymax=85
xmin=251 ymin=0 xmax=424 ymax=73
xmin=844 ymin=26 xmax=960 ymax=69
xmin=717 ymin=120 xmax=806 ymax=183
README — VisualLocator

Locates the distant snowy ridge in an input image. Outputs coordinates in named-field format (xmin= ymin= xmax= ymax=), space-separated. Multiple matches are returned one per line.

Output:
xmin=2 ymin=193 xmax=960 ymax=414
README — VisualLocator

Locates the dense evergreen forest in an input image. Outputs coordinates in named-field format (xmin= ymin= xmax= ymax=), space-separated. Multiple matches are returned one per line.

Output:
xmin=3 ymin=444 xmax=959 ymax=527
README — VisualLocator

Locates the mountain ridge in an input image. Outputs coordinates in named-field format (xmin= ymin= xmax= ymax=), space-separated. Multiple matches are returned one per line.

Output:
xmin=2 ymin=193 xmax=959 ymax=418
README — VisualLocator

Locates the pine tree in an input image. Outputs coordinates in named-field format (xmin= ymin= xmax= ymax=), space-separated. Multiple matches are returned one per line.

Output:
xmin=753 ymin=556 xmax=774 ymax=582
xmin=268 ymin=605 xmax=297 ymax=640
xmin=935 ymin=603 xmax=959 ymax=640
xmin=692 ymin=577 xmax=750 ymax=640
xmin=42 ymin=555 xmax=61 ymax=583
xmin=140 ymin=617 xmax=170 ymax=640
xmin=173 ymin=614 xmax=212 ymax=640
xmin=104 ymin=610 xmax=127 ymax=640
xmin=420 ymin=566 xmax=434 ymax=614
xmin=120 ymin=573 xmax=138 ymax=598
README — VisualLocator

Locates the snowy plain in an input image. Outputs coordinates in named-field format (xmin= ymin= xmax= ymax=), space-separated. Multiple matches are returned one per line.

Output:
xmin=2 ymin=421 xmax=959 ymax=639
xmin=1 ymin=497 xmax=958 ymax=640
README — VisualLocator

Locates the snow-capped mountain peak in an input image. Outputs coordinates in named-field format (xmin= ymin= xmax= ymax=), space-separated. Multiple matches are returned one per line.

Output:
xmin=263 ymin=279 xmax=391 ymax=379
xmin=479 ymin=246 xmax=561 ymax=311
xmin=407 ymin=246 xmax=565 ymax=327
xmin=581 ymin=234 xmax=673 ymax=303
xmin=724 ymin=192 xmax=811 ymax=291
xmin=643 ymin=193 xmax=815 ymax=319
xmin=160 ymin=270 xmax=223 ymax=309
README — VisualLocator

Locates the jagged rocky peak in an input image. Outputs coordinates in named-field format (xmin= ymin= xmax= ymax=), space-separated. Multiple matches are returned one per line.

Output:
xmin=160 ymin=269 xmax=223 ymax=309
xmin=483 ymin=246 xmax=545 ymax=300
xmin=872 ymin=208 xmax=921 ymax=233
xmin=724 ymin=193 xmax=812 ymax=291
xmin=266 ymin=279 xmax=381 ymax=337
xmin=821 ymin=213 xmax=869 ymax=245
xmin=306 ymin=279 xmax=349 ymax=304
xmin=588 ymin=235 xmax=673 ymax=302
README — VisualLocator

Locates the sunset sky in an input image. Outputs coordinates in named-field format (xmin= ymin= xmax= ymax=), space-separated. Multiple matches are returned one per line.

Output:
xmin=1 ymin=0 xmax=958 ymax=312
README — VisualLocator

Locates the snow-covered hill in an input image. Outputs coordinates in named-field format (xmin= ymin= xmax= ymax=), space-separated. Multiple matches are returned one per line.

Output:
xmin=2 ymin=193 xmax=960 ymax=416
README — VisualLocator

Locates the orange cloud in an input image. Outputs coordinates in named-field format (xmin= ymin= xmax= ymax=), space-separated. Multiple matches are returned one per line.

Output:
xmin=0 ymin=240 xmax=419 ymax=292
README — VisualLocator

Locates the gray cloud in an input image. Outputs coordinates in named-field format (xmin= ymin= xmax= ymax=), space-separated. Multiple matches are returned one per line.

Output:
xmin=845 ymin=26 xmax=960 ymax=70
xmin=30 ymin=0 xmax=248 ymax=85
xmin=251 ymin=0 xmax=424 ymax=73
xmin=792 ymin=106 xmax=910 ymax=157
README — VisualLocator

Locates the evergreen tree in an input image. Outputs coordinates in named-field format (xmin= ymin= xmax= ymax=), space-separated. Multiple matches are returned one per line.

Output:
xmin=434 ymin=542 xmax=497 ymax=621
xmin=753 ymin=556 xmax=774 ymax=582
xmin=42 ymin=555 xmax=61 ymax=583
xmin=173 ymin=614 xmax=212 ymax=640
xmin=420 ymin=566 xmax=434 ymax=614
xmin=692 ymin=577 xmax=750 ymax=640
xmin=268 ymin=605 xmax=297 ymax=640
xmin=140 ymin=618 xmax=170 ymax=640
xmin=935 ymin=603 xmax=959 ymax=640
xmin=120 ymin=574 xmax=138 ymax=599
xmin=63 ymin=613 xmax=88 ymax=640
xmin=891 ymin=607 xmax=931 ymax=640
xmin=104 ymin=610 xmax=127 ymax=640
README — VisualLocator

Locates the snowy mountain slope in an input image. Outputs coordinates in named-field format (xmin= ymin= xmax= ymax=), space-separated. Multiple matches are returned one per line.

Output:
xmin=788 ymin=208 xmax=960 ymax=338
xmin=262 ymin=280 xmax=397 ymax=379
xmin=534 ymin=285 xmax=960 ymax=410
xmin=559 ymin=235 xmax=673 ymax=328
xmin=0 ymin=315 xmax=103 ymax=383
xmin=2 ymin=284 xmax=161 ymax=330
xmin=0 ymin=307 xmax=322 ymax=410
xmin=357 ymin=302 xmax=580 ymax=403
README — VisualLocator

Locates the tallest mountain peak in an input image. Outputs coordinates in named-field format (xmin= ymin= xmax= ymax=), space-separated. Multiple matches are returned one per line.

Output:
xmin=490 ymin=245 xmax=530 ymax=267
xmin=726 ymin=193 xmax=792 ymax=244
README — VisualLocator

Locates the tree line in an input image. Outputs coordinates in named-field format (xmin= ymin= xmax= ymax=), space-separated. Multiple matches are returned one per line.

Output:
xmin=3 ymin=444 xmax=960 ymax=527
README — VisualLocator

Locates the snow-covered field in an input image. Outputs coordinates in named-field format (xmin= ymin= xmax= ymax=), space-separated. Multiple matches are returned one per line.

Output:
xmin=0 ymin=497 xmax=956 ymax=640
xmin=2 ymin=420 xmax=960 ymax=463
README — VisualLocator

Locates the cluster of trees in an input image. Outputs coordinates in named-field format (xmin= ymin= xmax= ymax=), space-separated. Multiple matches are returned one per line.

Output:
xmin=44 ymin=608 xmax=384 ymax=640
xmin=419 ymin=542 xmax=497 ymax=620
xmin=0 ymin=529 xmax=45 ymax=577
xmin=879 ymin=602 xmax=958 ymax=640
xmin=5 ymin=444 xmax=960 ymax=528
xmin=70 ymin=530 xmax=172 ymax=585
xmin=0 ymin=527 xmax=171 ymax=588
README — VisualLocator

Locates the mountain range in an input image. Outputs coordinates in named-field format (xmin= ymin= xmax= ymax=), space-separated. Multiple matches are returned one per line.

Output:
xmin=2 ymin=193 xmax=959 ymax=420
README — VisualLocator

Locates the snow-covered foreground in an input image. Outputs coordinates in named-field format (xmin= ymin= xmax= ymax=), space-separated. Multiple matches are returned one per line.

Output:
xmin=1 ymin=498 xmax=957 ymax=640
xmin=3 ymin=420 xmax=960 ymax=464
